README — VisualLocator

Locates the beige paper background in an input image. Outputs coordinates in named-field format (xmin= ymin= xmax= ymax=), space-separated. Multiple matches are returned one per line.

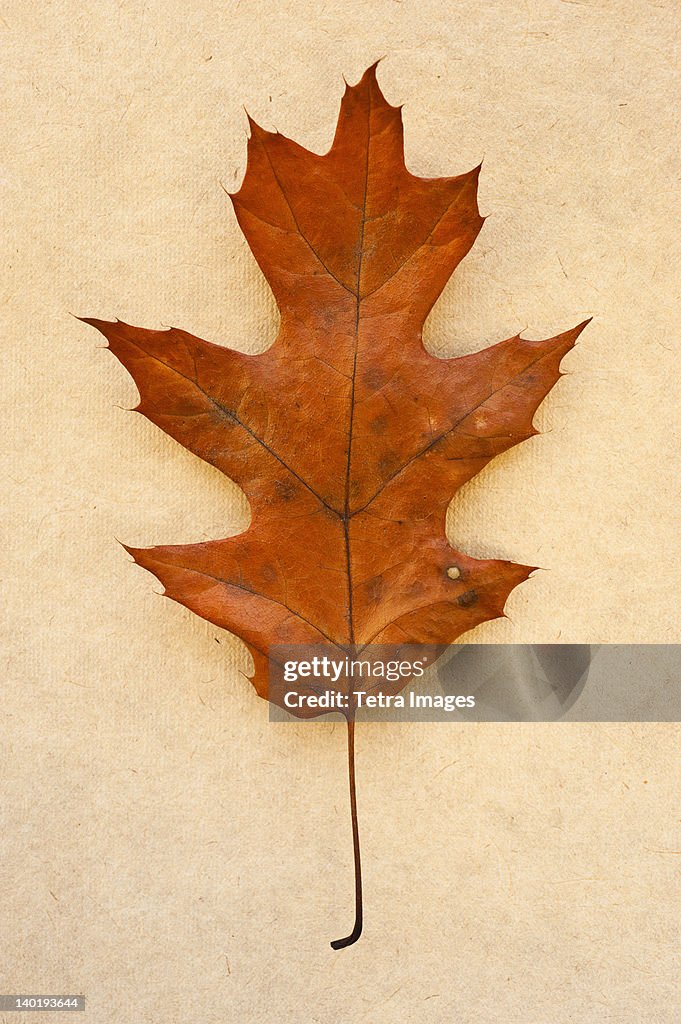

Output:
xmin=3 ymin=1 xmax=680 ymax=1021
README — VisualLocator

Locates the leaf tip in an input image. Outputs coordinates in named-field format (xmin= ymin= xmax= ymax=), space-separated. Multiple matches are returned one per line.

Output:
xmin=77 ymin=316 xmax=124 ymax=349
xmin=244 ymin=108 xmax=267 ymax=140
xmin=346 ymin=58 xmax=400 ymax=111
xmin=117 ymin=539 xmax=138 ymax=560
xmin=366 ymin=56 xmax=385 ymax=78
xmin=518 ymin=562 xmax=540 ymax=583
xmin=77 ymin=315 xmax=110 ymax=328
xmin=556 ymin=316 xmax=592 ymax=356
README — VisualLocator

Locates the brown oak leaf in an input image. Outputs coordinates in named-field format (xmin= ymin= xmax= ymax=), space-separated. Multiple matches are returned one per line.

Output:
xmin=82 ymin=64 xmax=588 ymax=947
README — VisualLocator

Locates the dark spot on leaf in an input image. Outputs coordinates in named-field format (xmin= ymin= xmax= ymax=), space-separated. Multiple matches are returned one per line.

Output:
xmin=457 ymin=589 xmax=478 ymax=608
xmin=274 ymin=480 xmax=298 ymax=501
xmin=363 ymin=366 xmax=388 ymax=390
xmin=378 ymin=453 xmax=399 ymax=475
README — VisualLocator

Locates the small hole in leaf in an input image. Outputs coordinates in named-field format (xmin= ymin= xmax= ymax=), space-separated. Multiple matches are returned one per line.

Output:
xmin=446 ymin=566 xmax=461 ymax=580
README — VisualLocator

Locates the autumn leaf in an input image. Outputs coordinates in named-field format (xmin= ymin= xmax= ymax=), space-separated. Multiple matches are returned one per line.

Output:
xmin=82 ymin=63 xmax=588 ymax=948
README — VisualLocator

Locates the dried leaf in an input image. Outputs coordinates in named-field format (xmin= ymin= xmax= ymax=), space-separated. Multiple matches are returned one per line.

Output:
xmin=83 ymin=64 xmax=587 ymax=947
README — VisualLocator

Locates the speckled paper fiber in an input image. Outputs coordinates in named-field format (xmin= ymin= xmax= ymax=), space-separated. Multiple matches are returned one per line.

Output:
xmin=2 ymin=2 xmax=680 ymax=1021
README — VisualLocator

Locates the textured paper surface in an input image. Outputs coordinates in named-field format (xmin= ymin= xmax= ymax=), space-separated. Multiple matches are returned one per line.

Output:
xmin=2 ymin=1 xmax=680 ymax=1020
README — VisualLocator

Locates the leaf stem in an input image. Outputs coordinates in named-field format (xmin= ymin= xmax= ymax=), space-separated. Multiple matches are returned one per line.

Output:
xmin=330 ymin=715 xmax=363 ymax=949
